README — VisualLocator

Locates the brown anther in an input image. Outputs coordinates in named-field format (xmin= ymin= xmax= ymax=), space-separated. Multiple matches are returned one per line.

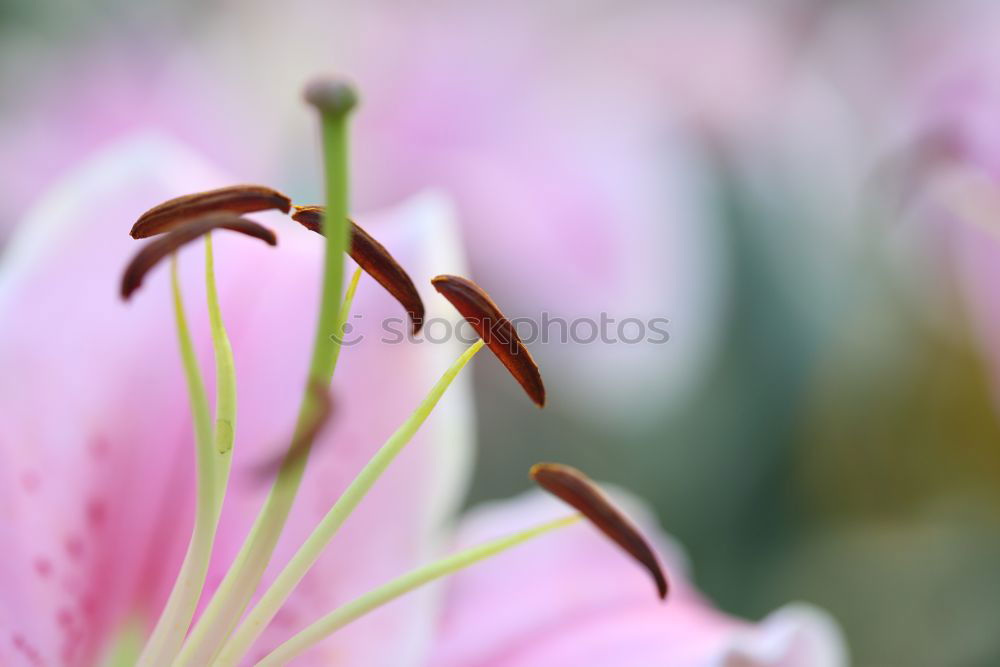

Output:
xmin=252 ymin=380 xmax=334 ymax=479
xmin=432 ymin=274 xmax=545 ymax=407
xmin=530 ymin=463 xmax=668 ymax=599
xmin=291 ymin=206 xmax=324 ymax=234
xmin=121 ymin=213 xmax=277 ymax=300
xmin=292 ymin=206 xmax=425 ymax=334
xmin=129 ymin=185 xmax=291 ymax=239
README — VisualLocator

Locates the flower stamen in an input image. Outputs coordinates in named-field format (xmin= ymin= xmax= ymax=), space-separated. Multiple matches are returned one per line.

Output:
xmin=129 ymin=184 xmax=290 ymax=238
xmin=253 ymin=514 xmax=581 ymax=667
xmin=120 ymin=213 xmax=276 ymax=300
xmin=432 ymin=274 xmax=545 ymax=406
xmin=134 ymin=232 xmax=249 ymax=665
xmin=531 ymin=462 xmax=668 ymax=599
xmin=251 ymin=467 xmax=666 ymax=664
xmin=175 ymin=78 xmax=358 ymax=666
xmin=212 ymin=339 xmax=485 ymax=666
xmin=117 ymin=72 xmax=665 ymax=667
xmin=292 ymin=207 xmax=425 ymax=333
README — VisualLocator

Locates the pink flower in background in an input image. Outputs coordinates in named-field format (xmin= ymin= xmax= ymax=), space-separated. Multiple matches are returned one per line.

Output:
xmin=0 ymin=0 xmax=737 ymax=417
xmin=431 ymin=490 xmax=845 ymax=667
xmin=853 ymin=0 xmax=1000 ymax=403
xmin=0 ymin=131 xmax=846 ymax=664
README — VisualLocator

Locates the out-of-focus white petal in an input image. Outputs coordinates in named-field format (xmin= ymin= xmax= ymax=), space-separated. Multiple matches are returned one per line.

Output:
xmin=714 ymin=603 xmax=848 ymax=667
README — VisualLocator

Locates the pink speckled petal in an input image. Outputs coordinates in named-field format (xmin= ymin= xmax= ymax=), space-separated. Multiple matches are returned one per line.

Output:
xmin=0 ymin=134 xmax=237 ymax=666
xmin=0 ymin=134 xmax=473 ymax=666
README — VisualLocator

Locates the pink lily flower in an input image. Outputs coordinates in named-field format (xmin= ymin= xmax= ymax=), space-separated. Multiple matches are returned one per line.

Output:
xmin=0 ymin=132 xmax=475 ymax=666
xmin=0 ymin=124 xmax=846 ymax=665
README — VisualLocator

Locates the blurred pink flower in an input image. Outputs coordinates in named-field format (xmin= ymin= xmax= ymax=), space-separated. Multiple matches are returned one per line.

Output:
xmin=0 ymin=135 xmax=846 ymax=665
xmin=853 ymin=1 xmax=1000 ymax=398
xmin=432 ymin=490 xmax=846 ymax=667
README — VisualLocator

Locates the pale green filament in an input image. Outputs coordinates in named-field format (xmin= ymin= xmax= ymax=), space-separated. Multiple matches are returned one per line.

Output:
xmin=214 ymin=339 xmax=485 ymax=666
xmin=178 ymin=106 xmax=354 ymax=663
xmin=138 ymin=240 xmax=236 ymax=665
xmin=328 ymin=266 xmax=363 ymax=375
xmin=176 ymin=265 xmax=361 ymax=666
xmin=254 ymin=514 xmax=581 ymax=666
xmin=206 ymin=234 xmax=238 ymax=460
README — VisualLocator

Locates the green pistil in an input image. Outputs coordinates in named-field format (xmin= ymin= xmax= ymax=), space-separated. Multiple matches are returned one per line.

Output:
xmin=313 ymin=94 xmax=354 ymax=382
xmin=255 ymin=514 xmax=582 ymax=666
xmin=214 ymin=340 xmax=485 ymax=665
xmin=178 ymin=90 xmax=357 ymax=663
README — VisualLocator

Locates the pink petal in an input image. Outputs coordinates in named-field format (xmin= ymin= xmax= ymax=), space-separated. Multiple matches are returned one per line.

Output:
xmin=0 ymin=134 xmax=233 ymax=666
xmin=428 ymin=490 xmax=846 ymax=667
xmin=0 ymin=133 xmax=474 ymax=666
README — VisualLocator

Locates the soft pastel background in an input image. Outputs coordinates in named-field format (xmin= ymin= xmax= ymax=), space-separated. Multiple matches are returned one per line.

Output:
xmin=3 ymin=0 xmax=1000 ymax=665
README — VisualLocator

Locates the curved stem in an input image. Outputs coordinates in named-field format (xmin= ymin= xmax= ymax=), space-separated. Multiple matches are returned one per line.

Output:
xmin=177 ymin=111 xmax=354 ymax=660
xmin=205 ymin=234 xmax=238 ymax=462
xmin=138 ymin=252 xmax=221 ymax=666
xmin=203 ymin=235 xmax=238 ymax=540
xmin=214 ymin=340 xmax=484 ymax=665
xmin=255 ymin=515 xmax=581 ymax=666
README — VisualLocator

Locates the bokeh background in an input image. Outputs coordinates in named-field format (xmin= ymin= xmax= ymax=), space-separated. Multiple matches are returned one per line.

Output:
xmin=4 ymin=1 xmax=1000 ymax=664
